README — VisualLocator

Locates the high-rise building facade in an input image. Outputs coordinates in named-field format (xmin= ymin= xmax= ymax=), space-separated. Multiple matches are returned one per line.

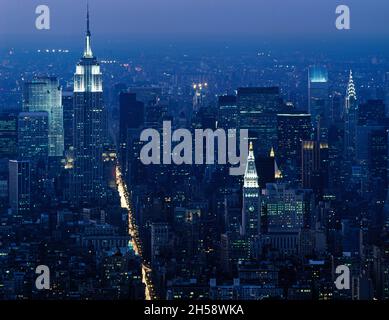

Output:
xmin=368 ymin=128 xmax=388 ymax=201
xmin=17 ymin=112 xmax=49 ymax=161
xmin=151 ymin=222 xmax=170 ymax=266
xmin=0 ymin=113 xmax=17 ymax=159
xmin=277 ymin=113 xmax=312 ymax=184
xmin=119 ymin=92 xmax=144 ymax=177
xmin=301 ymin=140 xmax=329 ymax=195
xmin=308 ymin=65 xmax=329 ymax=139
xmin=358 ymin=100 xmax=386 ymax=126
xmin=17 ymin=112 xmax=50 ymax=208
xmin=0 ymin=113 xmax=15 ymax=208
xmin=330 ymin=91 xmax=343 ymax=124
xmin=384 ymin=72 xmax=389 ymax=117
xmin=23 ymin=77 xmax=64 ymax=157
xmin=9 ymin=160 xmax=30 ymax=216
xmin=261 ymin=183 xmax=311 ymax=233
xmin=71 ymin=7 xmax=107 ymax=206
xmin=217 ymin=95 xmax=239 ymax=130
xmin=62 ymin=90 xmax=74 ymax=151
xmin=119 ymin=93 xmax=144 ymax=136
xmin=238 ymin=87 xmax=282 ymax=155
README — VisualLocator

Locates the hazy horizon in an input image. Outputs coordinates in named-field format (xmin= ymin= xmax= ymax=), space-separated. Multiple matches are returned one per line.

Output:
xmin=1 ymin=0 xmax=389 ymax=38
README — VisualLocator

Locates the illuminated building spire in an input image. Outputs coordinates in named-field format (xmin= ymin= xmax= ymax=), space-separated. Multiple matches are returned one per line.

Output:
xmin=270 ymin=147 xmax=282 ymax=179
xmin=270 ymin=147 xmax=275 ymax=158
xmin=72 ymin=2 xmax=105 ymax=206
xmin=84 ymin=2 xmax=93 ymax=58
xmin=241 ymin=142 xmax=261 ymax=245
xmin=346 ymin=70 xmax=357 ymax=111
xmin=244 ymin=142 xmax=259 ymax=188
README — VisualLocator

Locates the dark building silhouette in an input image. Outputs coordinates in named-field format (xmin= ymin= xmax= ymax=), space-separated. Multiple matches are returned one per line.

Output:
xmin=368 ymin=128 xmax=388 ymax=201
xmin=302 ymin=140 xmax=329 ymax=196
xmin=9 ymin=160 xmax=30 ymax=218
xmin=277 ymin=113 xmax=312 ymax=184
xmin=119 ymin=93 xmax=144 ymax=143
xmin=119 ymin=92 xmax=144 ymax=182
xmin=256 ymin=155 xmax=275 ymax=188
xmin=238 ymin=87 xmax=283 ymax=155
xmin=358 ymin=100 xmax=386 ymax=125
xmin=217 ymin=95 xmax=238 ymax=129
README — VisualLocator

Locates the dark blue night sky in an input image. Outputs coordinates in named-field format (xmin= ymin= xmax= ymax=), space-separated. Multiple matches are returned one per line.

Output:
xmin=1 ymin=0 xmax=389 ymax=38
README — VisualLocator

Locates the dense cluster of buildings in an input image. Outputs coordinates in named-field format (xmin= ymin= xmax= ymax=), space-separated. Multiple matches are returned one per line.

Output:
xmin=0 ymin=8 xmax=389 ymax=300
xmin=116 ymin=63 xmax=389 ymax=299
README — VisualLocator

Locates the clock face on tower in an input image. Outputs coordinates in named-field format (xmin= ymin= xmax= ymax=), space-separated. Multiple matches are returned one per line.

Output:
xmin=249 ymin=206 xmax=255 ymax=212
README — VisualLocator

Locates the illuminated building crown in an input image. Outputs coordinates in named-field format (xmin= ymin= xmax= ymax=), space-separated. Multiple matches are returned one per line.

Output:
xmin=346 ymin=70 xmax=357 ymax=101
xmin=244 ymin=142 xmax=259 ymax=188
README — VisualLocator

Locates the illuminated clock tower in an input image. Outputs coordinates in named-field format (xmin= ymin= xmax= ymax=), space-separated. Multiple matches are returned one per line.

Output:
xmin=241 ymin=142 xmax=260 ymax=243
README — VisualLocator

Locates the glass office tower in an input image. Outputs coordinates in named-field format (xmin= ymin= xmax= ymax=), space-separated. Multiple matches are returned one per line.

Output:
xmin=23 ymin=77 xmax=64 ymax=157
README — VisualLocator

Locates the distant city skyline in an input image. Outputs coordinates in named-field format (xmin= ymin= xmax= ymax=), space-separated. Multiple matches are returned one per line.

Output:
xmin=1 ymin=1 xmax=389 ymax=303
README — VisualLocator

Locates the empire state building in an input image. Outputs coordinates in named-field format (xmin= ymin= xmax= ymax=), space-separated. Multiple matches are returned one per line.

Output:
xmin=71 ymin=5 xmax=107 ymax=206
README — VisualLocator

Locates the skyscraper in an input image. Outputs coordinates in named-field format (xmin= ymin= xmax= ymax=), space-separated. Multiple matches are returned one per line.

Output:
xmin=238 ymin=87 xmax=282 ymax=155
xmin=354 ymin=100 xmax=387 ymax=196
xmin=330 ymin=91 xmax=343 ymax=124
xmin=62 ymin=90 xmax=74 ymax=151
xmin=308 ymin=66 xmax=329 ymax=139
xmin=302 ymin=140 xmax=320 ymax=191
xmin=345 ymin=71 xmax=357 ymax=113
xmin=344 ymin=70 xmax=358 ymax=161
xmin=369 ymin=128 xmax=388 ymax=201
xmin=119 ymin=93 xmax=144 ymax=135
xmin=301 ymin=140 xmax=329 ymax=196
xmin=23 ymin=77 xmax=64 ymax=157
xmin=119 ymin=93 xmax=144 ymax=156
xmin=17 ymin=112 xmax=49 ymax=161
xmin=17 ymin=112 xmax=50 ymax=207
xmin=241 ymin=142 xmax=260 ymax=256
xmin=384 ymin=72 xmax=389 ymax=117
xmin=9 ymin=160 xmax=30 ymax=216
xmin=72 ymin=5 xmax=107 ymax=206
xmin=0 ymin=114 xmax=15 ymax=208
xmin=217 ymin=95 xmax=238 ymax=130
xmin=0 ymin=113 xmax=17 ymax=159
xmin=277 ymin=113 xmax=312 ymax=184
xmin=119 ymin=92 xmax=145 ymax=183
xmin=358 ymin=100 xmax=386 ymax=126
